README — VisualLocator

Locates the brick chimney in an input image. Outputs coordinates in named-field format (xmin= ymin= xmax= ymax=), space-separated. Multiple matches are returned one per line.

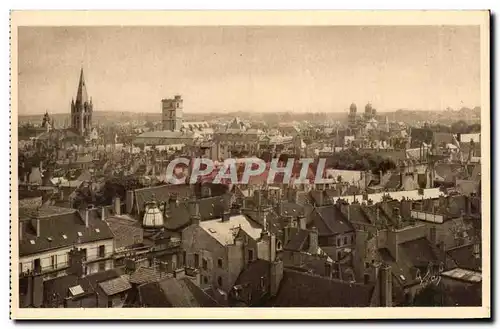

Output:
xmin=269 ymin=258 xmax=283 ymax=297
xmin=189 ymin=198 xmax=201 ymax=225
xmin=114 ymin=196 xmax=121 ymax=215
xmin=125 ymin=190 xmax=134 ymax=214
xmin=379 ymin=264 xmax=392 ymax=307
xmin=308 ymin=227 xmax=319 ymax=254
xmin=36 ymin=218 xmax=41 ymax=237
xmin=429 ymin=226 xmax=437 ymax=245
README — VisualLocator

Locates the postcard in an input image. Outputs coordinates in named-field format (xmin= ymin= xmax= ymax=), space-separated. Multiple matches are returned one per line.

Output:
xmin=10 ymin=10 xmax=490 ymax=319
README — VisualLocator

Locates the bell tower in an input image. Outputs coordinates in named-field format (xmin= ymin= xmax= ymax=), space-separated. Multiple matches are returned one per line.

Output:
xmin=71 ymin=67 xmax=93 ymax=136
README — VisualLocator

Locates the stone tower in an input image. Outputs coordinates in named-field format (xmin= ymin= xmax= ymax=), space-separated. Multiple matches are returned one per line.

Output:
xmin=71 ymin=68 xmax=93 ymax=136
xmin=162 ymin=95 xmax=183 ymax=131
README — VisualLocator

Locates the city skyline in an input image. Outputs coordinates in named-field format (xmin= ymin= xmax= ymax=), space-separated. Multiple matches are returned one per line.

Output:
xmin=18 ymin=26 xmax=480 ymax=115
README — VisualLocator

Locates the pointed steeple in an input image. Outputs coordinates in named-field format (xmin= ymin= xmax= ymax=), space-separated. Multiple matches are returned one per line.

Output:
xmin=75 ymin=67 xmax=89 ymax=104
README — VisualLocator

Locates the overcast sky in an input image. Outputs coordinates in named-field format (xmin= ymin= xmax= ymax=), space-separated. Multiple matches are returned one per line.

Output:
xmin=18 ymin=26 xmax=480 ymax=115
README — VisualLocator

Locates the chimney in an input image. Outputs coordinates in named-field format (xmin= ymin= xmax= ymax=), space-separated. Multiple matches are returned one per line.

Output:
xmin=317 ymin=190 xmax=324 ymax=206
xmin=125 ymin=190 xmax=134 ymax=214
xmin=297 ymin=215 xmax=306 ymax=230
xmin=325 ymin=262 xmax=333 ymax=278
xmin=222 ymin=209 xmax=231 ymax=222
xmin=101 ymin=207 xmax=106 ymax=221
xmin=114 ymin=197 xmax=121 ymax=215
xmin=473 ymin=243 xmax=480 ymax=259
xmin=189 ymin=198 xmax=201 ymax=225
xmin=59 ymin=189 xmax=64 ymax=201
xmin=269 ymin=259 xmax=283 ymax=297
xmin=308 ymin=227 xmax=318 ymax=254
xmin=465 ymin=195 xmax=472 ymax=216
xmin=429 ymin=226 xmax=437 ymax=245
xmin=84 ymin=209 xmax=89 ymax=227
xmin=19 ymin=221 xmax=23 ymax=241
xmin=269 ymin=234 xmax=276 ymax=262
xmin=379 ymin=264 xmax=392 ymax=307
xmin=36 ymin=218 xmax=41 ymax=238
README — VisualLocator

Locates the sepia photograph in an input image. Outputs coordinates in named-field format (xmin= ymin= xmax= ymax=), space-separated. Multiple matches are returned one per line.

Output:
xmin=9 ymin=11 xmax=490 ymax=319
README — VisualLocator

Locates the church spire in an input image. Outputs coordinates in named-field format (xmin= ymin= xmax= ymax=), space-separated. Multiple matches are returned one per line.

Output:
xmin=76 ymin=67 xmax=89 ymax=104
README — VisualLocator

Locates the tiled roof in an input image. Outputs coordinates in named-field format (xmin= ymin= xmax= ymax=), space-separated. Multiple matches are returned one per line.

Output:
xmin=129 ymin=266 xmax=163 ymax=285
xmin=19 ymin=207 xmax=114 ymax=257
xmin=98 ymin=276 xmax=132 ymax=296
xmin=268 ymin=269 xmax=374 ymax=307
xmin=106 ymin=218 xmax=143 ymax=250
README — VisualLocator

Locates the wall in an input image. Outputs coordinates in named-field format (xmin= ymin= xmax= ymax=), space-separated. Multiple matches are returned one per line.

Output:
xmin=19 ymin=239 xmax=114 ymax=276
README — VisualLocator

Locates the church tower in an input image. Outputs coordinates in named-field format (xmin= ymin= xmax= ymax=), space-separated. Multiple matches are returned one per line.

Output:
xmin=161 ymin=95 xmax=183 ymax=131
xmin=71 ymin=68 xmax=93 ymax=136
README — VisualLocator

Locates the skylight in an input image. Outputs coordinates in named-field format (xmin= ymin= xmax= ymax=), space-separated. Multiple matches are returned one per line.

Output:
xmin=208 ymin=228 xmax=217 ymax=233
xmin=77 ymin=232 xmax=83 ymax=237
xmin=62 ymin=234 xmax=67 ymax=239
xmin=95 ymin=228 xmax=100 ymax=233
xmin=29 ymin=240 xmax=35 ymax=245
xmin=47 ymin=237 xmax=53 ymax=242
xmin=399 ymin=275 xmax=406 ymax=281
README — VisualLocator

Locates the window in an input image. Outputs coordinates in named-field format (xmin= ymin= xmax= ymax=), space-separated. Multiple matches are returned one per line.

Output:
xmin=217 ymin=258 xmax=223 ymax=268
xmin=194 ymin=254 xmax=200 ymax=268
xmin=344 ymin=237 xmax=348 ymax=245
xmin=202 ymin=258 xmax=208 ymax=270
xmin=34 ymin=258 xmax=41 ymax=273
xmin=99 ymin=261 xmax=106 ymax=272
xmin=183 ymin=251 xmax=187 ymax=266
xmin=217 ymin=276 xmax=223 ymax=287
xmin=99 ymin=245 xmax=106 ymax=258
xmin=81 ymin=248 xmax=87 ymax=261
xmin=203 ymin=276 xmax=208 ymax=284
xmin=51 ymin=255 xmax=57 ymax=269
xmin=337 ymin=238 xmax=341 ymax=246
xmin=337 ymin=251 xmax=342 ymax=260
xmin=365 ymin=262 xmax=370 ymax=269
xmin=248 ymin=249 xmax=254 ymax=262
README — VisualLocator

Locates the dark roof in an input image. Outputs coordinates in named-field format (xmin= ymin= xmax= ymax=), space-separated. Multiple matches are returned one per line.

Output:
xmin=138 ymin=276 xmax=217 ymax=307
xmin=164 ymin=195 xmax=230 ymax=231
xmin=310 ymin=205 xmax=354 ymax=235
xmin=447 ymin=244 xmax=481 ymax=272
xmin=268 ymin=269 xmax=374 ymax=307
xmin=399 ymin=237 xmax=439 ymax=269
xmin=232 ymin=259 xmax=272 ymax=306
xmin=19 ymin=207 xmax=114 ymax=257
xmin=379 ymin=237 xmax=443 ymax=288
xmin=138 ymin=282 xmax=171 ymax=307
xmin=284 ymin=230 xmax=309 ymax=252
xmin=134 ymin=184 xmax=193 ymax=212
xmin=43 ymin=274 xmax=80 ymax=303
